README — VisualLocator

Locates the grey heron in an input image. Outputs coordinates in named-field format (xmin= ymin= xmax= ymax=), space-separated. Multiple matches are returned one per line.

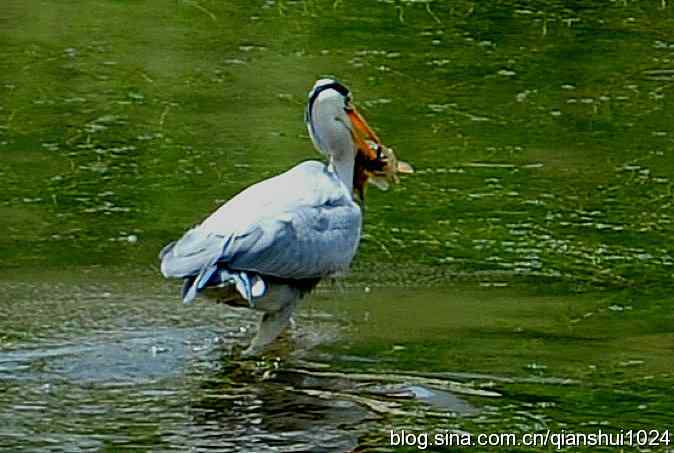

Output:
xmin=159 ymin=79 xmax=411 ymax=356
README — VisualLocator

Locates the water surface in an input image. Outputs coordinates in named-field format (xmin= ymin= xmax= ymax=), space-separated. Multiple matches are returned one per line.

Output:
xmin=1 ymin=0 xmax=673 ymax=451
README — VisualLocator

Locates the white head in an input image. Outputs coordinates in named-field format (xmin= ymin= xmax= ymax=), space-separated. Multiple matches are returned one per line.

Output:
xmin=304 ymin=78 xmax=414 ymax=199
xmin=305 ymin=79 xmax=354 ymax=159
xmin=305 ymin=79 xmax=381 ymax=189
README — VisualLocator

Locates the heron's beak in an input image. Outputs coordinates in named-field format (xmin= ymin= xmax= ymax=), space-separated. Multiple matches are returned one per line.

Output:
xmin=346 ymin=105 xmax=381 ymax=160
xmin=346 ymin=103 xmax=413 ymax=201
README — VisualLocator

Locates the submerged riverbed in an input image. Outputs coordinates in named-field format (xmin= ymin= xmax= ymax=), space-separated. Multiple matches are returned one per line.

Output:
xmin=1 ymin=0 xmax=673 ymax=451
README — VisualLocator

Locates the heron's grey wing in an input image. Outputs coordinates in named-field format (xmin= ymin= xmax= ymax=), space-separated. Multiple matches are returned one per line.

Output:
xmin=160 ymin=161 xmax=361 ymax=303
xmin=226 ymin=198 xmax=361 ymax=278
xmin=159 ymin=161 xmax=323 ymax=279
xmin=159 ymin=227 xmax=225 ymax=278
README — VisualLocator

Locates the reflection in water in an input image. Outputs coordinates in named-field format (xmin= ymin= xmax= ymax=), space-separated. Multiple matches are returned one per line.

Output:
xmin=190 ymin=365 xmax=369 ymax=452
xmin=1 ymin=275 xmax=672 ymax=451
xmin=0 ymin=278 xmax=486 ymax=452
xmin=0 ymin=323 xmax=477 ymax=452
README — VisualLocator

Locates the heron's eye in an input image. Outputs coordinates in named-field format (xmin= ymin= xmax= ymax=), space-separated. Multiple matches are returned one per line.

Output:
xmin=344 ymin=99 xmax=354 ymax=111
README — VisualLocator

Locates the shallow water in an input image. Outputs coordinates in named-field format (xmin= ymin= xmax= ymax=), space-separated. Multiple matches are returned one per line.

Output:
xmin=1 ymin=0 xmax=674 ymax=451
xmin=1 ymin=273 xmax=672 ymax=451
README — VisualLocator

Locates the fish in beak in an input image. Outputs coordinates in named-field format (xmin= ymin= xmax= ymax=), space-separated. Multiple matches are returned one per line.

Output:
xmin=346 ymin=103 xmax=414 ymax=200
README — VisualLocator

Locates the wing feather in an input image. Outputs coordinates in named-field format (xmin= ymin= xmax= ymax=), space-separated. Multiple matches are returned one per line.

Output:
xmin=160 ymin=161 xmax=361 ymax=290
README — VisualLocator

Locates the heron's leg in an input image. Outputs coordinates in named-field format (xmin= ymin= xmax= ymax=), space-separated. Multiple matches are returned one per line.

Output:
xmin=242 ymin=298 xmax=298 ymax=357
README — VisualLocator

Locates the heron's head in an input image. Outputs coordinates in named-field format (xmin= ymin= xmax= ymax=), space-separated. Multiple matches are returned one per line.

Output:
xmin=305 ymin=78 xmax=414 ymax=200
xmin=304 ymin=78 xmax=381 ymax=161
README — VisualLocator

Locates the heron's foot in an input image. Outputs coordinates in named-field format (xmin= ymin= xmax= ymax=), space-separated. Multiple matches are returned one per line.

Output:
xmin=240 ymin=331 xmax=292 ymax=359
xmin=241 ymin=301 xmax=297 ymax=358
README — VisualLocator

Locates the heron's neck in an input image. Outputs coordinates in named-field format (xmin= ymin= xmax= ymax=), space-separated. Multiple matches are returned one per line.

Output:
xmin=329 ymin=152 xmax=354 ymax=194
